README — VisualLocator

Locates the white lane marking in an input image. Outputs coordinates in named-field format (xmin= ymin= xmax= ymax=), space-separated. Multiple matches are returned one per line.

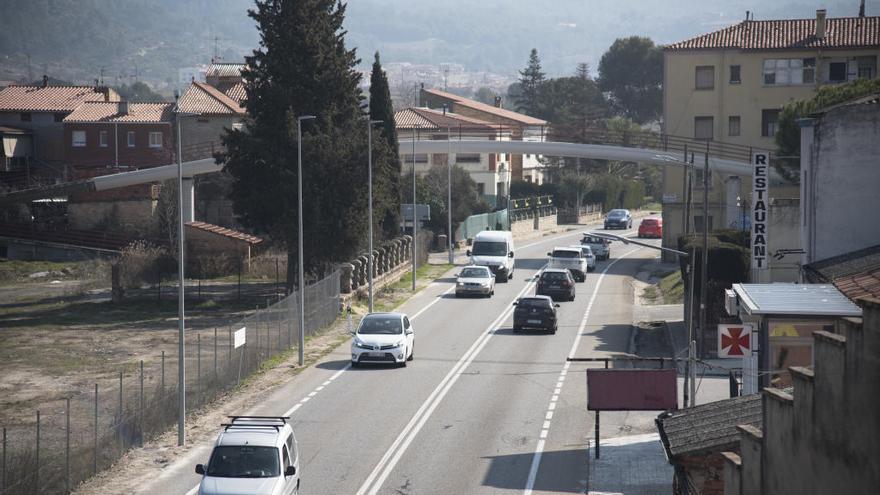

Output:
xmin=523 ymin=246 xmax=642 ymax=495
xmin=409 ymin=284 xmax=456 ymax=320
xmin=185 ymin=484 xmax=199 ymax=495
xmin=356 ymin=275 xmax=540 ymax=495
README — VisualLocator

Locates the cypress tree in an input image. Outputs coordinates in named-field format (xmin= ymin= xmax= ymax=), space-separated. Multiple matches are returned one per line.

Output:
xmin=221 ymin=0 xmax=370 ymax=284
xmin=368 ymin=52 xmax=402 ymax=240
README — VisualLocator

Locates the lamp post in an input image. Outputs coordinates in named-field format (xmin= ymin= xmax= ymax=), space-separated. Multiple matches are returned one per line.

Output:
xmin=588 ymin=231 xmax=696 ymax=407
xmin=367 ymin=119 xmax=382 ymax=312
xmin=297 ymin=115 xmax=316 ymax=366
xmin=412 ymin=127 xmax=418 ymax=291
xmin=172 ymin=93 xmax=200 ymax=447
xmin=447 ymin=126 xmax=453 ymax=264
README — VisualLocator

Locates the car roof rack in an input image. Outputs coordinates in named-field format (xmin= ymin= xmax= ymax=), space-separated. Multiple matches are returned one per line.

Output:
xmin=221 ymin=416 xmax=289 ymax=431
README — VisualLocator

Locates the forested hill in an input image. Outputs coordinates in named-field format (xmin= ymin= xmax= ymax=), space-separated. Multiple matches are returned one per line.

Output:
xmin=0 ymin=0 xmax=863 ymax=93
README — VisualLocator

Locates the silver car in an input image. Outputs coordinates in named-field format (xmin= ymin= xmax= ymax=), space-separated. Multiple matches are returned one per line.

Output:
xmin=569 ymin=245 xmax=597 ymax=272
xmin=455 ymin=265 xmax=496 ymax=297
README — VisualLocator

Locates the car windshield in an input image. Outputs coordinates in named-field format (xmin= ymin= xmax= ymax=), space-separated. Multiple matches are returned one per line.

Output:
xmin=574 ymin=247 xmax=592 ymax=255
xmin=358 ymin=315 xmax=403 ymax=335
xmin=517 ymin=298 xmax=551 ymax=308
xmin=206 ymin=446 xmax=280 ymax=478
xmin=472 ymin=241 xmax=508 ymax=256
xmin=460 ymin=267 xmax=490 ymax=278
xmin=582 ymin=236 xmax=606 ymax=244
xmin=541 ymin=272 xmax=569 ymax=281
xmin=608 ymin=210 xmax=626 ymax=218
xmin=552 ymin=250 xmax=580 ymax=258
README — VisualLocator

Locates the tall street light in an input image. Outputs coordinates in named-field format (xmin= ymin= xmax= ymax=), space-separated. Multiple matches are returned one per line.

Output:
xmin=411 ymin=127 xmax=418 ymax=291
xmin=588 ymin=231 xmax=697 ymax=407
xmin=367 ymin=119 xmax=383 ymax=312
xmin=447 ymin=126 xmax=453 ymax=264
xmin=173 ymin=92 xmax=199 ymax=447
xmin=297 ymin=115 xmax=316 ymax=366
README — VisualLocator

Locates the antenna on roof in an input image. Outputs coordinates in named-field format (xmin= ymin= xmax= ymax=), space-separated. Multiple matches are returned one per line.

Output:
xmin=745 ymin=10 xmax=750 ymax=21
xmin=860 ymin=0 xmax=866 ymax=17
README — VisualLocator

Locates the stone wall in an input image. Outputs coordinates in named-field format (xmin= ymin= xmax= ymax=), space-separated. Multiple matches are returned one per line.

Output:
xmin=68 ymin=199 xmax=159 ymax=237
xmin=723 ymin=298 xmax=880 ymax=494
xmin=339 ymin=236 xmax=413 ymax=294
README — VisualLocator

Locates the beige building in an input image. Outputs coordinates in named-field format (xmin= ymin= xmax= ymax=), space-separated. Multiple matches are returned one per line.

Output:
xmin=661 ymin=10 xmax=880 ymax=277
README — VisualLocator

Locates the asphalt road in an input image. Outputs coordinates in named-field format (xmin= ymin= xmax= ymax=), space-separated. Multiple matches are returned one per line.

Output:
xmin=144 ymin=218 xmax=662 ymax=495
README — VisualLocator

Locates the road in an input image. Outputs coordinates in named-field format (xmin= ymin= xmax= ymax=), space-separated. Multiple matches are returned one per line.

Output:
xmin=143 ymin=218 xmax=664 ymax=495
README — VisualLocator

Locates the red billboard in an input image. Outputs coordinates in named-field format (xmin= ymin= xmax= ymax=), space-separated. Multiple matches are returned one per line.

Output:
xmin=587 ymin=369 xmax=678 ymax=411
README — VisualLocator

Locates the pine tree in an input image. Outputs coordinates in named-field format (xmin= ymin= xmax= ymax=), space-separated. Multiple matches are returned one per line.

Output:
xmin=221 ymin=0 xmax=371 ymax=284
xmin=368 ymin=52 xmax=402 ymax=241
xmin=517 ymin=48 xmax=545 ymax=116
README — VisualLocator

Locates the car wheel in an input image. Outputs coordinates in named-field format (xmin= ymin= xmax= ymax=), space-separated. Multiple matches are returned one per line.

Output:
xmin=570 ymin=293 xmax=576 ymax=301
xmin=408 ymin=344 xmax=414 ymax=361
xmin=398 ymin=358 xmax=407 ymax=368
xmin=351 ymin=360 xmax=359 ymax=368
xmin=551 ymin=325 xmax=557 ymax=334
xmin=513 ymin=325 xmax=521 ymax=333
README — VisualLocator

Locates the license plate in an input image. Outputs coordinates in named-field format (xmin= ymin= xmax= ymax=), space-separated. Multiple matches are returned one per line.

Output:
xmin=549 ymin=285 xmax=560 ymax=289
xmin=527 ymin=319 xmax=542 ymax=324
xmin=368 ymin=352 xmax=385 ymax=357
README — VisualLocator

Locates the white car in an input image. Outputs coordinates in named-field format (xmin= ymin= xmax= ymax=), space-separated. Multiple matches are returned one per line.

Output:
xmin=351 ymin=312 xmax=414 ymax=367
xmin=569 ymin=245 xmax=596 ymax=272
xmin=467 ymin=230 xmax=515 ymax=282
xmin=196 ymin=416 xmax=300 ymax=495
xmin=547 ymin=246 xmax=589 ymax=282
xmin=455 ymin=265 xmax=495 ymax=297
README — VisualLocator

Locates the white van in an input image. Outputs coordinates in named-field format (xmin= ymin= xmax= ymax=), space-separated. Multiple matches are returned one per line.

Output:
xmin=467 ymin=230 xmax=515 ymax=282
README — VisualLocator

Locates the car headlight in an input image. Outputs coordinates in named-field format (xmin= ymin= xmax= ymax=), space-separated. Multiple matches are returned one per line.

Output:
xmin=457 ymin=281 xmax=464 ymax=286
xmin=481 ymin=281 xmax=490 ymax=287
xmin=394 ymin=340 xmax=405 ymax=348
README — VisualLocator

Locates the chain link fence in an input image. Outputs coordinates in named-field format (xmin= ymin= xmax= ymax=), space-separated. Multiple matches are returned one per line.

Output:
xmin=0 ymin=270 xmax=340 ymax=495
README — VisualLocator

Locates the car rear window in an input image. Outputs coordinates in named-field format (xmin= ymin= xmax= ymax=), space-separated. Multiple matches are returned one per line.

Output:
xmin=642 ymin=219 xmax=658 ymax=225
xmin=541 ymin=271 xmax=569 ymax=281
xmin=517 ymin=298 xmax=551 ymax=308
xmin=552 ymin=250 xmax=580 ymax=258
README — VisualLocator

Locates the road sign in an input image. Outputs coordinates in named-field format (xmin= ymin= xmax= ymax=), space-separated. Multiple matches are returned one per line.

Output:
xmin=401 ymin=204 xmax=430 ymax=222
xmin=234 ymin=327 xmax=247 ymax=349
xmin=718 ymin=324 xmax=753 ymax=357
xmin=587 ymin=369 xmax=678 ymax=411
xmin=751 ymin=150 xmax=769 ymax=271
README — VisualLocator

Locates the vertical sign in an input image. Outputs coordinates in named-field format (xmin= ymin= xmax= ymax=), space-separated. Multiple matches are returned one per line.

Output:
xmin=234 ymin=327 xmax=247 ymax=349
xmin=751 ymin=151 xmax=769 ymax=271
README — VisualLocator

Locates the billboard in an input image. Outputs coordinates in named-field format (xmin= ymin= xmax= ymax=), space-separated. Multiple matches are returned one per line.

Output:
xmin=751 ymin=150 xmax=770 ymax=271
xmin=587 ymin=369 xmax=678 ymax=411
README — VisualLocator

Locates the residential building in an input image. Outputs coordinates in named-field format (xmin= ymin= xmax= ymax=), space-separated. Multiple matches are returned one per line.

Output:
xmin=395 ymin=107 xmax=512 ymax=207
xmin=205 ymin=62 xmax=247 ymax=106
xmin=0 ymin=77 xmax=119 ymax=186
xmin=62 ymin=101 xmax=174 ymax=234
xmin=722 ymin=296 xmax=880 ymax=494
xmin=419 ymin=87 xmax=549 ymax=184
xmin=660 ymin=10 xmax=880 ymax=273
xmin=799 ymin=92 xmax=880 ymax=265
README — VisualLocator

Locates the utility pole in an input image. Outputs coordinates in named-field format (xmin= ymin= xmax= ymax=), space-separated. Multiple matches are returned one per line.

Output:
xmin=174 ymin=92 xmax=186 ymax=447
xmin=699 ymin=143 xmax=710 ymax=360
xmin=447 ymin=126 xmax=453 ymax=264
xmin=412 ymin=127 xmax=418 ymax=291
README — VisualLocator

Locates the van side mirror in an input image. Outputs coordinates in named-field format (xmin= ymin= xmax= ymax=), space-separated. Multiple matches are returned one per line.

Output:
xmin=547 ymin=252 xmax=552 ymax=257
xmin=466 ymin=250 xmax=472 ymax=257
xmin=512 ymin=302 xmax=518 ymax=306
xmin=195 ymin=464 xmax=206 ymax=475
xmin=285 ymin=465 xmax=297 ymax=476
xmin=554 ymin=304 xmax=561 ymax=308
xmin=508 ymin=251 xmax=514 ymax=258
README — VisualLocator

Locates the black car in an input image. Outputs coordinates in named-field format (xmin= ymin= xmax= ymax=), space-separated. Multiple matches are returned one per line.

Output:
xmin=604 ymin=209 xmax=632 ymax=229
xmin=535 ymin=268 xmax=576 ymax=301
xmin=513 ymin=296 xmax=560 ymax=333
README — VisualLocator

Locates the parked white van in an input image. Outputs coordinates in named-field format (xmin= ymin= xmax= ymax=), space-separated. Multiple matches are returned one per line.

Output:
xmin=467 ymin=230 xmax=515 ymax=282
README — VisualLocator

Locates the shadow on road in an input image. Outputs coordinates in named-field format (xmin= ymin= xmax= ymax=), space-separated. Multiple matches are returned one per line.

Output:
xmin=481 ymin=448 xmax=587 ymax=493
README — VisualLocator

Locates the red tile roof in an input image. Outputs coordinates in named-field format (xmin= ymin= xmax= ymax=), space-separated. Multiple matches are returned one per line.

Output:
xmin=422 ymin=88 xmax=548 ymax=126
xmin=0 ymin=85 xmax=118 ymax=112
xmin=186 ymin=221 xmax=263 ymax=245
xmin=178 ymin=82 xmax=245 ymax=115
xmin=63 ymin=102 xmax=174 ymax=124
xmin=665 ymin=16 xmax=880 ymax=51
xmin=395 ymin=107 xmax=505 ymax=132
xmin=217 ymin=81 xmax=247 ymax=105
xmin=834 ymin=268 xmax=880 ymax=302
xmin=206 ymin=63 xmax=246 ymax=79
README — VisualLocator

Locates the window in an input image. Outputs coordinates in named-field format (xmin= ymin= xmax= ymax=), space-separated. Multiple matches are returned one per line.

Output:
xmin=694 ymin=215 xmax=714 ymax=233
xmin=127 ymin=131 xmax=135 ymax=147
xmin=729 ymin=65 xmax=741 ymax=84
xmin=695 ymin=66 xmax=715 ymax=90
xmin=695 ymin=168 xmax=713 ymax=189
xmin=762 ymin=109 xmax=780 ymax=137
xmin=72 ymin=130 xmax=86 ymax=147
xmin=694 ymin=116 xmax=714 ymax=140
xmin=282 ymin=446 xmax=291 ymax=469
xmin=524 ymin=175 xmax=532 ymax=183
xmin=477 ymin=183 xmax=486 ymax=195
xmin=284 ymin=433 xmax=296 ymax=461
xmin=857 ymin=56 xmax=877 ymax=79
xmin=99 ymin=130 xmax=108 ymax=147
xmin=403 ymin=153 xmax=428 ymax=163
xmin=149 ymin=132 xmax=163 ymax=148
xmin=20 ymin=112 xmax=31 ymax=122
xmin=232 ymin=121 xmax=244 ymax=131
xmin=828 ymin=62 xmax=847 ymax=82
xmin=763 ymin=58 xmax=815 ymax=85
xmin=456 ymin=153 xmax=481 ymax=163
xmin=728 ymin=116 xmax=741 ymax=137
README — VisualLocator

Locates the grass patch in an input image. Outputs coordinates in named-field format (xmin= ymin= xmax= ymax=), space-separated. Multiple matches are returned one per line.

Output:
xmin=0 ymin=259 xmax=108 ymax=285
xmin=643 ymin=269 xmax=684 ymax=305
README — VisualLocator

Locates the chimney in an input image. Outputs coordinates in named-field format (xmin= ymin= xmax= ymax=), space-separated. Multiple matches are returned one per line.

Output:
xmin=95 ymin=86 xmax=111 ymax=102
xmin=816 ymin=9 xmax=827 ymax=39
xmin=442 ymin=103 xmax=447 ymax=116
xmin=119 ymin=100 xmax=129 ymax=115
xmin=494 ymin=96 xmax=502 ymax=108
xmin=860 ymin=0 xmax=866 ymax=17
xmin=745 ymin=10 xmax=750 ymax=21
xmin=41 ymin=75 xmax=48 ymax=87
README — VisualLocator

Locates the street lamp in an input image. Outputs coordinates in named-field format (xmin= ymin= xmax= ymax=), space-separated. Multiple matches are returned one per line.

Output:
xmin=447 ymin=126 xmax=453 ymax=264
xmin=366 ymin=119 xmax=383 ymax=312
xmin=173 ymin=92 xmax=200 ymax=447
xmin=297 ymin=115 xmax=316 ymax=366
xmin=587 ymin=231 xmax=697 ymax=407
